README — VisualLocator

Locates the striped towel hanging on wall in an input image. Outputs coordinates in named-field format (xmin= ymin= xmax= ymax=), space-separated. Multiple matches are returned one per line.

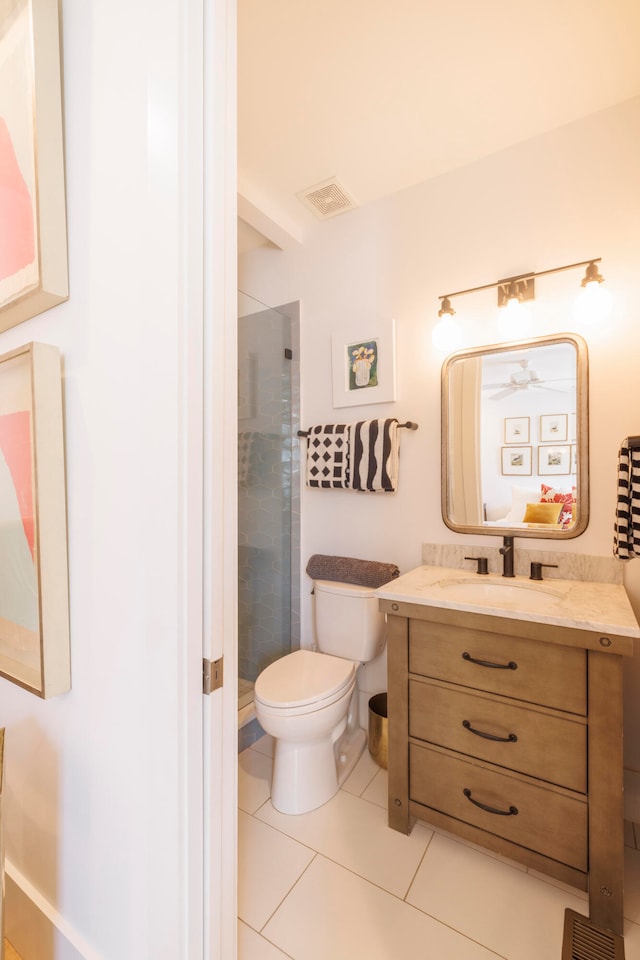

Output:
xmin=350 ymin=418 xmax=399 ymax=492
xmin=305 ymin=423 xmax=351 ymax=488
xmin=614 ymin=438 xmax=640 ymax=559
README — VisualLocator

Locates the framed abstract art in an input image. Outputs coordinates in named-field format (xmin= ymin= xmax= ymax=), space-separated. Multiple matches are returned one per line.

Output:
xmin=0 ymin=0 xmax=68 ymax=332
xmin=0 ymin=342 xmax=69 ymax=696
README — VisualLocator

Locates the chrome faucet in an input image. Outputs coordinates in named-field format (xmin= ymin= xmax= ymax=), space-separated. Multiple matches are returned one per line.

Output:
xmin=499 ymin=536 xmax=515 ymax=578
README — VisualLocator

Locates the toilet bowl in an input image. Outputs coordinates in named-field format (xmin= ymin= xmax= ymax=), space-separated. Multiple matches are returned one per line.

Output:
xmin=255 ymin=649 xmax=360 ymax=814
xmin=254 ymin=579 xmax=386 ymax=815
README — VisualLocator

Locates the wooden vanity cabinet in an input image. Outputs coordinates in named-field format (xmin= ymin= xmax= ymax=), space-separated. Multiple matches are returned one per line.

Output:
xmin=382 ymin=599 xmax=631 ymax=936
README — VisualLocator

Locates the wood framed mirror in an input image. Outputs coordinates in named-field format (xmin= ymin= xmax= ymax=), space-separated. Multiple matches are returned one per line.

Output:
xmin=441 ymin=333 xmax=588 ymax=538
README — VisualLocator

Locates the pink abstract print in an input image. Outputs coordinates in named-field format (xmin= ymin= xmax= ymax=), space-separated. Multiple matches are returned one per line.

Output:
xmin=0 ymin=0 xmax=41 ymax=311
xmin=0 ymin=409 xmax=34 ymax=557
xmin=0 ymin=116 xmax=35 ymax=281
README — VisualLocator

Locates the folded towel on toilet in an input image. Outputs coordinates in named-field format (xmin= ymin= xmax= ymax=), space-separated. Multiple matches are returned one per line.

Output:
xmin=306 ymin=554 xmax=400 ymax=589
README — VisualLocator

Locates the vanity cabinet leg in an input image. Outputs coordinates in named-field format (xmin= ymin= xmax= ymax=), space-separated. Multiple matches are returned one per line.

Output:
xmin=387 ymin=614 xmax=413 ymax=834
xmin=588 ymin=651 xmax=624 ymax=936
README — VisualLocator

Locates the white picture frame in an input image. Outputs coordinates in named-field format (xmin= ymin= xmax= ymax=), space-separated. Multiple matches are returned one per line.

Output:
xmin=501 ymin=445 xmax=532 ymax=476
xmin=331 ymin=317 xmax=397 ymax=408
xmin=504 ymin=416 xmax=530 ymax=444
xmin=540 ymin=413 xmax=568 ymax=443
xmin=538 ymin=444 xmax=571 ymax=476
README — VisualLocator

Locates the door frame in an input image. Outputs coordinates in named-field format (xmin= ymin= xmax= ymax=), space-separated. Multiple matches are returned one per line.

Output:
xmin=201 ymin=0 xmax=238 ymax=957
xmin=181 ymin=0 xmax=237 ymax=956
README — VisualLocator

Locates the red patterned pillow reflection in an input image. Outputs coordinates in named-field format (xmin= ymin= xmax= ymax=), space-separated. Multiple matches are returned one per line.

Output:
xmin=540 ymin=484 xmax=576 ymax=528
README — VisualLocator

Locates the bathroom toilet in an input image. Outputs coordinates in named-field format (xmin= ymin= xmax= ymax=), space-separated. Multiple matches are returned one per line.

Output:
xmin=254 ymin=579 xmax=386 ymax=815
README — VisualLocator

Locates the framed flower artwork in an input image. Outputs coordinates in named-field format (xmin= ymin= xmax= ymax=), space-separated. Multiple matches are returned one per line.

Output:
xmin=331 ymin=317 xmax=397 ymax=408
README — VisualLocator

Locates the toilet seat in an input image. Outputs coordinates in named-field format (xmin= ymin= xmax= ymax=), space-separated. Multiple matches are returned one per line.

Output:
xmin=255 ymin=649 xmax=355 ymax=714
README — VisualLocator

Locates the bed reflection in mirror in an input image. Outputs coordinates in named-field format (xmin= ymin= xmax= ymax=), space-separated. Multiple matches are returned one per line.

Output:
xmin=441 ymin=333 xmax=588 ymax=539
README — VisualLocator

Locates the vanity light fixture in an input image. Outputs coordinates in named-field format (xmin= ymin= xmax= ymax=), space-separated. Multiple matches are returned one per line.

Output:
xmin=573 ymin=260 xmax=613 ymax=325
xmin=432 ymin=296 xmax=463 ymax=353
xmin=497 ymin=277 xmax=535 ymax=308
xmin=439 ymin=296 xmax=456 ymax=317
xmin=435 ymin=257 xmax=610 ymax=346
xmin=496 ymin=277 xmax=534 ymax=338
xmin=581 ymin=260 xmax=604 ymax=287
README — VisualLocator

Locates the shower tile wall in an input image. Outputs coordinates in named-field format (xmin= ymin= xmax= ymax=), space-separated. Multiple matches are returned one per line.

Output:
xmin=288 ymin=303 xmax=301 ymax=664
xmin=238 ymin=299 xmax=300 ymax=692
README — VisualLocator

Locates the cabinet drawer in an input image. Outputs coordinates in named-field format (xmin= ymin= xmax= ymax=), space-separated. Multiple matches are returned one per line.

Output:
xmin=409 ymin=620 xmax=586 ymax=714
xmin=409 ymin=680 xmax=587 ymax=792
xmin=410 ymin=742 xmax=587 ymax=871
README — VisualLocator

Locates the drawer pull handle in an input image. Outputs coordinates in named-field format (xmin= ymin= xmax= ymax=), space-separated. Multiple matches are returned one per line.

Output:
xmin=462 ymin=720 xmax=518 ymax=743
xmin=462 ymin=651 xmax=517 ymax=670
xmin=463 ymin=788 xmax=518 ymax=817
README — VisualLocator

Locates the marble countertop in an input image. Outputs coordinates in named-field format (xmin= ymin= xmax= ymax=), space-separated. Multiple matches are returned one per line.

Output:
xmin=376 ymin=565 xmax=640 ymax=638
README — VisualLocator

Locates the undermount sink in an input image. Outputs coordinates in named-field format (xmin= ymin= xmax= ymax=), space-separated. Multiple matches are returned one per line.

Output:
xmin=436 ymin=576 xmax=566 ymax=607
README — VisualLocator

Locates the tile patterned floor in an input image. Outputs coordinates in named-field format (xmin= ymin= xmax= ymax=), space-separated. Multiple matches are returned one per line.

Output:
xmin=239 ymin=735 xmax=640 ymax=960
xmin=5 ymin=745 xmax=640 ymax=960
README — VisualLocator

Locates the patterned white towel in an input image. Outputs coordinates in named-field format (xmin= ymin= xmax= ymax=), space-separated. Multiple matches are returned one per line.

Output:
xmin=614 ymin=438 xmax=640 ymax=559
xmin=305 ymin=423 xmax=350 ymax=488
xmin=350 ymin=418 xmax=399 ymax=492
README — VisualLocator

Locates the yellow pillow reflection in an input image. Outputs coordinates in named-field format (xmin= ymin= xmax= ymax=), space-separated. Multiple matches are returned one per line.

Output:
xmin=522 ymin=502 xmax=563 ymax=524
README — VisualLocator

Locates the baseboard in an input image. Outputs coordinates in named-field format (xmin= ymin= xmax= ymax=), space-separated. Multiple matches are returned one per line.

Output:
xmin=4 ymin=860 xmax=101 ymax=960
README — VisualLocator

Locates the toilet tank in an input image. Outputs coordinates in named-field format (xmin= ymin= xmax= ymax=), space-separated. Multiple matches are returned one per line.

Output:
xmin=313 ymin=579 xmax=386 ymax=662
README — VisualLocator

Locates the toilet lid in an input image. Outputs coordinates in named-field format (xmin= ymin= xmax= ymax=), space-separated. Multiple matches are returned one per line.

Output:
xmin=255 ymin=649 xmax=355 ymax=709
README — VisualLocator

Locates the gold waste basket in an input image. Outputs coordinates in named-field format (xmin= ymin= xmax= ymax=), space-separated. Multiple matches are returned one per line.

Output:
xmin=368 ymin=693 xmax=388 ymax=769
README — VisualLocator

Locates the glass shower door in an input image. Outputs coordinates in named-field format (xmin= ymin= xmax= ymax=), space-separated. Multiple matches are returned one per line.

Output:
xmin=237 ymin=292 xmax=297 ymax=712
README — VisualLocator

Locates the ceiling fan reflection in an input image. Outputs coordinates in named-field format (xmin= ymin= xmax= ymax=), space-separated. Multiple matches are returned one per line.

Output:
xmin=483 ymin=359 xmax=573 ymax=400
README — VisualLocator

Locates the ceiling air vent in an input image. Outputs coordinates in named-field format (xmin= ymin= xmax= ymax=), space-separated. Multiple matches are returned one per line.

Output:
xmin=297 ymin=177 xmax=357 ymax=220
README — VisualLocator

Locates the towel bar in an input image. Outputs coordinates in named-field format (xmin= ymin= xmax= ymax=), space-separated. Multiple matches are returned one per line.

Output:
xmin=298 ymin=421 xmax=418 ymax=438
xmin=626 ymin=435 xmax=640 ymax=450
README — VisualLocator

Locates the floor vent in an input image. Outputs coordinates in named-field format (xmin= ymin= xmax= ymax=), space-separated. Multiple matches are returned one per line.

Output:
xmin=562 ymin=909 xmax=625 ymax=960
xmin=297 ymin=177 xmax=357 ymax=220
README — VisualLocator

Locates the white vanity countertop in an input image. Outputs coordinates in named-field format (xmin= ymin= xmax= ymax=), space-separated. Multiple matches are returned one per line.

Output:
xmin=375 ymin=565 xmax=640 ymax=638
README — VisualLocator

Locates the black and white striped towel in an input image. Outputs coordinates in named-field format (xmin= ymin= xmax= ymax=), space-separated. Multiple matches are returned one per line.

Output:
xmin=305 ymin=423 xmax=350 ymax=488
xmin=614 ymin=438 xmax=640 ymax=559
xmin=350 ymin=418 xmax=399 ymax=492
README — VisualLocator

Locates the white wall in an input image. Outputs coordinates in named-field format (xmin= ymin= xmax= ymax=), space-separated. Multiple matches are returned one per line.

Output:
xmin=239 ymin=97 xmax=640 ymax=772
xmin=2 ymin=0 xmax=202 ymax=957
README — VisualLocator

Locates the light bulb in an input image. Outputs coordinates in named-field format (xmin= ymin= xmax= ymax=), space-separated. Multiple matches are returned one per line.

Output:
xmin=432 ymin=315 xmax=463 ymax=353
xmin=572 ymin=280 xmax=613 ymax=326
xmin=497 ymin=298 xmax=533 ymax=340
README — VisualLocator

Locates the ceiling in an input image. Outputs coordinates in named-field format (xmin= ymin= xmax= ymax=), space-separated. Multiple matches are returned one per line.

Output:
xmin=237 ymin=0 xmax=640 ymax=250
